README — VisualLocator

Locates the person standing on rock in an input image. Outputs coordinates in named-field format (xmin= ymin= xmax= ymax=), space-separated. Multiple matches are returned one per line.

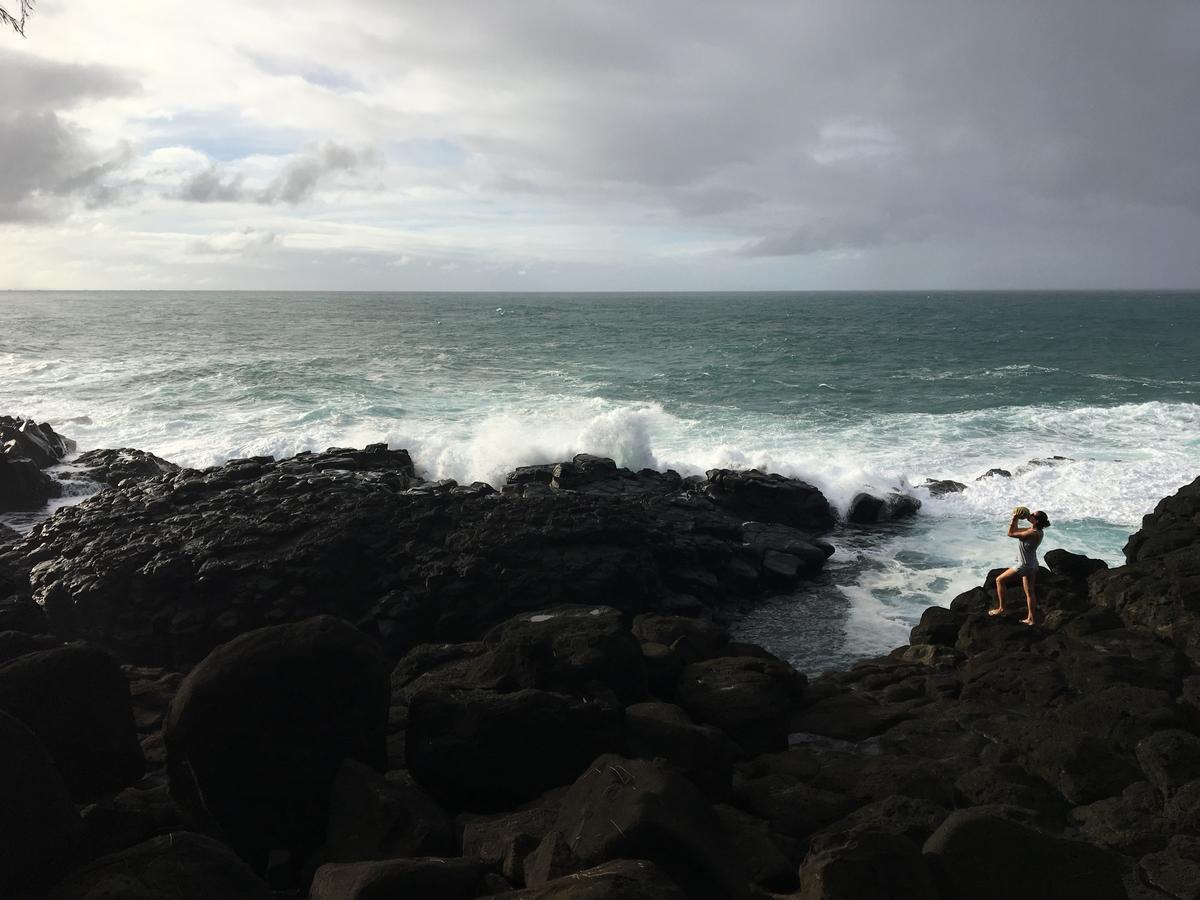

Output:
xmin=989 ymin=509 xmax=1051 ymax=625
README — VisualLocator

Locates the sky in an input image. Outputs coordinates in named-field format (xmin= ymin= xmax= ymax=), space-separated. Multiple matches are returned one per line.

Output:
xmin=1 ymin=1 xmax=1199 ymax=291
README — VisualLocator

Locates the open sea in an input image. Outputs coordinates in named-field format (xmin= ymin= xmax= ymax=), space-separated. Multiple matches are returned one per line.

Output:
xmin=3 ymin=291 xmax=1198 ymax=673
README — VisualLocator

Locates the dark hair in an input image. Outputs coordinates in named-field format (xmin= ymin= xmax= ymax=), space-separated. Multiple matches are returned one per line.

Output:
xmin=1033 ymin=510 xmax=1050 ymax=528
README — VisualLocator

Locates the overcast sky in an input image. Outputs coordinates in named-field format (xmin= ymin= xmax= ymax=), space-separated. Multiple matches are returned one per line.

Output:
xmin=2 ymin=1 xmax=1198 ymax=290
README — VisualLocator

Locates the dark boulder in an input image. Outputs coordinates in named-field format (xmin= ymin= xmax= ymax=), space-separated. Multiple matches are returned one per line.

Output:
xmin=847 ymin=491 xmax=921 ymax=524
xmin=525 ymin=754 xmax=750 ymax=900
xmin=406 ymin=687 xmax=622 ymax=812
xmin=790 ymin=690 xmax=907 ymax=742
xmin=0 ymin=455 xmax=62 ymax=511
xmin=975 ymin=468 xmax=1012 ymax=480
xmin=675 ymin=654 xmax=804 ymax=756
xmin=80 ymin=777 xmax=188 ymax=859
xmin=0 ymin=629 xmax=60 ymax=663
xmin=0 ymin=643 xmax=143 ymax=799
xmin=164 ymin=616 xmax=390 ymax=875
xmin=623 ymin=701 xmax=739 ymax=798
xmin=1071 ymin=781 xmax=1171 ymax=856
xmin=922 ymin=809 xmax=1128 ymax=900
xmin=312 ymin=759 xmax=452 ymax=871
xmin=923 ymin=478 xmax=967 ymax=496
xmin=954 ymin=764 xmax=1065 ymax=826
xmin=630 ymin=613 xmax=729 ymax=665
xmin=480 ymin=606 xmax=648 ymax=702
xmin=1044 ymin=548 xmax=1109 ymax=580
xmin=0 ymin=416 xmax=75 ymax=467
xmin=491 ymin=859 xmax=686 ymax=899
xmin=704 ymin=468 xmax=836 ymax=532
xmin=0 ymin=710 xmax=88 ymax=898
xmin=1092 ymin=476 xmax=1200 ymax=664
xmin=1124 ymin=477 xmax=1200 ymax=565
xmin=910 ymin=606 xmax=967 ymax=646
xmin=308 ymin=857 xmax=484 ymax=900
xmin=46 ymin=832 xmax=270 ymax=900
xmin=1136 ymin=729 xmax=1200 ymax=797
xmin=74 ymin=447 xmax=181 ymax=486
xmin=0 ymin=598 xmax=47 ymax=632
xmin=799 ymin=832 xmax=936 ymax=900
xmin=461 ymin=791 xmax=564 ymax=885
xmin=1138 ymin=835 xmax=1200 ymax=899
xmin=712 ymin=803 xmax=797 ymax=891
xmin=732 ymin=768 xmax=859 ymax=844
xmin=808 ymin=795 xmax=950 ymax=856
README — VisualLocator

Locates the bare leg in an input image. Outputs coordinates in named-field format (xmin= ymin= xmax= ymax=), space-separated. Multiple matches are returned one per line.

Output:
xmin=991 ymin=568 xmax=1017 ymax=616
xmin=1021 ymin=575 xmax=1038 ymax=625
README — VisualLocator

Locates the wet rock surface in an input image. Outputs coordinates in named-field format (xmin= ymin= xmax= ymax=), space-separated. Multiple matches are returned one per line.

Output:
xmin=1 ymin=447 xmax=840 ymax=668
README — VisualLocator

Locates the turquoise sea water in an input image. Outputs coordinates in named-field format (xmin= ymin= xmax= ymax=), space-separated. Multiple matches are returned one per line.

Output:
xmin=3 ymin=291 xmax=1198 ymax=671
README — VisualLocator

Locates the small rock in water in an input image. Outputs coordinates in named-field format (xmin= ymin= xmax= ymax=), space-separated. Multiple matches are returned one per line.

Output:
xmin=976 ymin=468 xmax=1012 ymax=480
xmin=922 ymin=478 xmax=967 ymax=496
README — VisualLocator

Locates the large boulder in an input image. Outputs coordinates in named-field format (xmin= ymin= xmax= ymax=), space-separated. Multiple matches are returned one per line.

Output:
xmin=480 ymin=606 xmax=648 ymax=702
xmin=525 ymin=754 xmax=751 ymax=900
xmin=0 ymin=416 xmax=74 ymax=467
xmin=308 ymin=857 xmax=484 ymax=900
xmin=0 ymin=456 xmax=62 ymax=511
xmin=704 ymin=468 xmax=835 ymax=532
xmin=461 ymin=792 xmax=564 ymax=886
xmin=1138 ymin=835 xmax=1200 ymax=900
xmin=675 ymin=655 xmax=804 ymax=756
xmin=74 ymin=447 xmax=180 ymax=486
xmin=0 ymin=643 xmax=144 ymax=799
xmin=798 ymin=831 xmax=936 ymax=900
xmin=922 ymin=809 xmax=1128 ymax=900
xmin=1092 ymin=476 xmax=1200 ymax=664
xmin=847 ymin=491 xmax=921 ymax=524
xmin=623 ymin=701 xmax=739 ymax=798
xmin=46 ymin=832 xmax=270 ymax=900
xmin=312 ymin=759 xmax=452 ymax=871
xmin=406 ymin=687 xmax=623 ymax=811
xmin=491 ymin=859 xmax=686 ymax=899
xmin=164 ymin=616 xmax=390 ymax=875
xmin=0 ymin=710 xmax=88 ymax=898
xmin=1135 ymin=729 xmax=1200 ymax=797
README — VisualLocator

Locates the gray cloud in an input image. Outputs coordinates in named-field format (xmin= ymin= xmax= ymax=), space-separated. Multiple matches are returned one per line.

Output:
xmin=175 ymin=142 xmax=376 ymax=205
xmin=257 ymin=142 xmax=374 ymax=204
xmin=335 ymin=0 xmax=1200 ymax=282
xmin=0 ymin=53 xmax=139 ymax=222
xmin=177 ymin=166 xmax=246 ymax=202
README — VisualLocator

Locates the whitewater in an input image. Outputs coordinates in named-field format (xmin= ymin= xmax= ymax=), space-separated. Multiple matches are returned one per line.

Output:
xmin=3 ymin=290 xmax=1197 ymax=672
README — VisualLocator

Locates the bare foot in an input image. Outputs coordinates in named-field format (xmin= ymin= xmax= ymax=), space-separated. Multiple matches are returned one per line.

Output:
xmin=988 ymin=607 xmax=1005 ymax=617
xmin=1020 ymin=617 xmax=1035 ymax=626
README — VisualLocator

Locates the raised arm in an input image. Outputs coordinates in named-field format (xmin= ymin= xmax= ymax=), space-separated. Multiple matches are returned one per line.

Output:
xmin=1007 ymin=517 xmax=1038 ymax=539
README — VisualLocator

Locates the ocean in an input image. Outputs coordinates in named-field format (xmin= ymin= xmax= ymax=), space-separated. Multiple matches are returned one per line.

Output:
xmin=3 ymin=291 xmax=1198 ymax=673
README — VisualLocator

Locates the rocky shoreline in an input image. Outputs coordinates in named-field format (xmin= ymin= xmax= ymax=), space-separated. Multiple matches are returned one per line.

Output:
xmin=1 ymin=419 xmax=1198 ymax=899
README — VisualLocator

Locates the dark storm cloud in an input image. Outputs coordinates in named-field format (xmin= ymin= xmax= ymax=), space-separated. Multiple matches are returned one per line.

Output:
xmin=343 ymin=0 xmax=1200 ymax=281
xmin=0 ymin=53 xmax=139 ymax=222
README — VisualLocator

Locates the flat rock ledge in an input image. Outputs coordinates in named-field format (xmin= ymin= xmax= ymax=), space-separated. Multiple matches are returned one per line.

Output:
xmin=1 ymin=445 xmax=843 ymax=668
xmin=1 ymin=433 xmax=1197 ymax=897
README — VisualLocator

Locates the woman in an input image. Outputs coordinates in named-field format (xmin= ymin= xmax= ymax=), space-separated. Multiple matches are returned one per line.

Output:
xmin=989 ymin=509 xmax=1051 ymax=625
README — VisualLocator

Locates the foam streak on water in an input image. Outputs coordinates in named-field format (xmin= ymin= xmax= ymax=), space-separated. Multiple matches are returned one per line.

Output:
xmin=3 ymin=290 xmax=1197 ymax=672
